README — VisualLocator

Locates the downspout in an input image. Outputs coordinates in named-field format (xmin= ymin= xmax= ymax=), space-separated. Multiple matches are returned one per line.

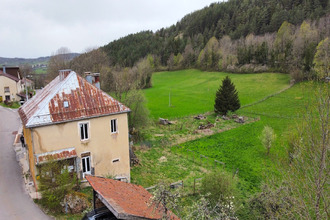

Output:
xmin=31 ymin=129 xmax=37 ymax=193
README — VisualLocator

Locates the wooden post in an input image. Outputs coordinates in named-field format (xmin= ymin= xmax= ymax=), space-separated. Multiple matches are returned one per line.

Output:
xmin=93 ymin=189 xmax=96 ymax=210
xmin=193 ymin=178 xmax=196 ymax=195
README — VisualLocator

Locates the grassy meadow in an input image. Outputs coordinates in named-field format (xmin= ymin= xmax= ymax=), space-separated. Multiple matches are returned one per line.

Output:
xmin=132 ymin=70 xmax=310 ymax=190
xmin=144 ymin=69 xmax=290 ymax=119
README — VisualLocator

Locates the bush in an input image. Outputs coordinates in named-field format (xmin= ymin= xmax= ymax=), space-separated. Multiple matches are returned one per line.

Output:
xmin=201 ymin=171 xmax=239 ymax=208
xmin=39 ymin=160 xmax=78 ymax=212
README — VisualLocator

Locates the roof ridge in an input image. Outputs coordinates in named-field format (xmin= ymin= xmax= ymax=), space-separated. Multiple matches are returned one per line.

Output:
xmin=26 ymin=71 xmax=77 ymax=126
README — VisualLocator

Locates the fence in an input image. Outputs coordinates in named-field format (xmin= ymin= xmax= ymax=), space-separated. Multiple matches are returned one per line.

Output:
xmin=145 ymin=146 xmax=240 ymax=195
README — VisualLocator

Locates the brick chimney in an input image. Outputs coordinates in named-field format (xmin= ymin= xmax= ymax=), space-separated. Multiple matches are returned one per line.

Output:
xmin=59 ymin=69 xmax=71 ymax=80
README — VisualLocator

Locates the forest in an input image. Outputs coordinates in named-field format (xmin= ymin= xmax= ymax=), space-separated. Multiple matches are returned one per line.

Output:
xmin=101 ymin=0 xmax=329 ymax=69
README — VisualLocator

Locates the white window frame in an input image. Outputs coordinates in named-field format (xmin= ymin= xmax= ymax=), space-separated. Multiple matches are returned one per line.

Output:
xmin=81 ymin=156 xmax=91 ymax=178
xmin=110 ymin=119 xmax=118 ymax=134
xmin=79 ymin=121 xmax=90 ymax=141
xmin=63 ymin=101 xmax=69 ymax=108
xmin=4 ymin=87 xmax=10 ymax=93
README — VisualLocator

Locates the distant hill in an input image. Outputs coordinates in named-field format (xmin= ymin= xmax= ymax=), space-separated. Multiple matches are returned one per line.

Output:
xmin=0 ymin=53 xmax=80 ymax=66
xmin=102 ymin=0 xmax=329 ymax=67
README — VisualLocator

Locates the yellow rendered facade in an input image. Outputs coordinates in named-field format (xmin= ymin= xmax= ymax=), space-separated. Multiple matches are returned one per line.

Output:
xmin=26 ymin=112 xmax=130 ymax=187
xmin=0 ymin=76 xmax=22 ymax=102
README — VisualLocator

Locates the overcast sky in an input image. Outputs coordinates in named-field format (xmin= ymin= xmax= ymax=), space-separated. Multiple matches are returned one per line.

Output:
xmin=1 ymin=0 xmax=218 ymax=58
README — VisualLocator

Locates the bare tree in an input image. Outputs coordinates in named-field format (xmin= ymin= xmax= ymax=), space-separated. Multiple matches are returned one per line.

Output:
xmin=150 ymin=182 xmax=180 ymax=220
xmin=70 ymin=48 xmax=109 ymax=74
xmin=47 ymin=47 xmax=72 ymax=81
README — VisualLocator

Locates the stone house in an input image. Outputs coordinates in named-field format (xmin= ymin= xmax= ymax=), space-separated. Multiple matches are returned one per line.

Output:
xmin=18 ymin=70 xmax=131 ymax=189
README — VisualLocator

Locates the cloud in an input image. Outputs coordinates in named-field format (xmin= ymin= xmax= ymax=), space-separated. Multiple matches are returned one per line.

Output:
xmin=0 ymin=0 xmax=217 ymax=58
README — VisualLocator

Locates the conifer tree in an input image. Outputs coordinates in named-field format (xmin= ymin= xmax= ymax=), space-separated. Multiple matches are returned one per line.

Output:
xmin=214 ymin=76 xmax=240 ymax=115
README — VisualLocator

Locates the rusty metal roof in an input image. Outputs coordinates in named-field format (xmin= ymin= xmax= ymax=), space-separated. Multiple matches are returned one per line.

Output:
xmin=86 ymin=175 xmax=180 ymax=220
xmin=35 ymin=147 xmax=77 ymax=165
xmin=18 ymin=70 xmax=130 ymax=128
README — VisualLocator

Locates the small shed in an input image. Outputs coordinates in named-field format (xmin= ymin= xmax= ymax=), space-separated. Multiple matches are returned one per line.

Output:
xmin=86 ymin=175 xmax=179 ymax=220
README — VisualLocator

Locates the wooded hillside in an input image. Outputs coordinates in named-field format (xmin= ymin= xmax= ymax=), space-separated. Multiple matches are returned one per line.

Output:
xmin=101 ymin=0 xmax=329 ymax=67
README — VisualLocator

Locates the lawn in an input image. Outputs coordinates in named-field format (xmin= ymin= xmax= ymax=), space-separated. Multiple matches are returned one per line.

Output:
xmin=133 ymin=71 xmax=311 ymax=194
xmin=144 ymin=69 xmax=290 ymax=119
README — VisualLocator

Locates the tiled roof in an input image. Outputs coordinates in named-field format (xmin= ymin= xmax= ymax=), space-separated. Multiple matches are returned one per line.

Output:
xmin=18 ymin=70 xmax=130 ymax=128
xmin=86 ymin=176 xmax=180 ymax=220
xmin=35 ymin=147 xmax=77 ymax=165
xmin=0 ymin=70 xmax=20 ymax=82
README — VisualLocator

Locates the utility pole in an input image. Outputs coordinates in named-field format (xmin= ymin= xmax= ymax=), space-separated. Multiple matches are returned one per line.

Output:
xmin=25 ymin=70 xmax=28 ymax=102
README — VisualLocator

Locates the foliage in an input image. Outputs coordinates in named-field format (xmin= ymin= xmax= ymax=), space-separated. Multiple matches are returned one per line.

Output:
xmin=313 ymin=37 xmax=329 ymax=80
xmin=0 ymin=101 xmax=20 ymax=109
xmin=282 ymin=82 xmax=329 ymax=219
xmin=120 ymin=89 xmax=150 ymax=129
xmin=200 ymin=171 xmax=239 ymax=209
xmin=39 ymin=160 xmax=78 ymax=212
xmin=100 ymin=0 xmax=329 ymax=68
xmin=247 ymin=182 xmax=297 ymax=219
xmin=47 ymin=47 xmax=72 ymax=81
xmin=184 ymin=195 xmax=237 ymax=220
xmin=259 ymin=125 xmax=276 ymax=155
xmin=70 ymin=48 xmax=109 ymax=76
xmin=214 ymin=76 xmax=240 ymax=115
xmin=150 ymin=181 xmax=180 ymax=219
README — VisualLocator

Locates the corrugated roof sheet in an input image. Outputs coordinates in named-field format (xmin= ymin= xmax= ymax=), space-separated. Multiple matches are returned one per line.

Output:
xmin=35 ymin=147 xmax=77 ymax=165
xmin=18 ymin=70 xmax=130 ymax=128
xmin=86 ymin=175 xmax=180 ymax=220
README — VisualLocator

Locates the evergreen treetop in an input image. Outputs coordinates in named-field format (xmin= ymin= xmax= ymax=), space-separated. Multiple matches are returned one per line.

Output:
xmin=214 ymin=76 xmax=240 ymax=115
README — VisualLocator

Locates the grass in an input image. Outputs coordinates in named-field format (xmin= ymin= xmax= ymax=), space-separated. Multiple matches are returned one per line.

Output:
xmin=144 ymin=69 xmax=290 ymax=119
xmin=133 ymin=70 xmax=311 ymax=198
xmin=34 ymin=68 xmax=47 ymax=74
xmin=0 ymin=101 xmax=21 ymax=109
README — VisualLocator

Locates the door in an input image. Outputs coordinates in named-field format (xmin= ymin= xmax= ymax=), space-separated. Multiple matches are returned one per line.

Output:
xmin=82 ymin=156 xmax=91 ymax=177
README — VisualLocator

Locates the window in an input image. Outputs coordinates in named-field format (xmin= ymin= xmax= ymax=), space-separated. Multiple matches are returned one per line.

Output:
xmin=110 ymin=119 xmax=117 ymax=133
xmin=112 ymin=158 xmax=120 ymax=163
xmin=4 ymin=87 xmax=9 ymax=93
xmin=79 ymin=122 xmax=89 ymax=140
xmin=63 ymin=101 xmax=69 ymax=108
xmin=82 ymin=156 xmax=91 ymax=177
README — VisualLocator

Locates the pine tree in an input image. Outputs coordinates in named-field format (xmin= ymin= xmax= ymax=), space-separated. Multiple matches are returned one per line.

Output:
xmin=214 ymin=76 xmax=240 ymax=115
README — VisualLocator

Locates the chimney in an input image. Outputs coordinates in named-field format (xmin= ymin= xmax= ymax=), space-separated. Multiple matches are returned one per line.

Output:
xmin=2 ymin=65 xmax=6 ymax=73
xmin=59 ymin=69 xmax=72 ymax=80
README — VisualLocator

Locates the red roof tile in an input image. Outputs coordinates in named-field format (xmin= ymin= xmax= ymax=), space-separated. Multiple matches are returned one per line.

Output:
xmin=18 ymin=70 xmax=130 ymax=128
xmin=86 ymin=176 xmax=180 ymax=220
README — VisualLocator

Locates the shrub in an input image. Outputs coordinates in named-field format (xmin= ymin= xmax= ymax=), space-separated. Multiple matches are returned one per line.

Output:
xmin=200 ymin=171 xmax=239 ymax=208
xmin=39 ymin=160 xmax=78 ymax=212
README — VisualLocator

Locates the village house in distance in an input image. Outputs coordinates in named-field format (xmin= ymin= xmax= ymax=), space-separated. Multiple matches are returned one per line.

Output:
xmin=0 ymin=66 xmax=24 ymax=102
xmin=18 ymin=70 xmax=131 ymax=188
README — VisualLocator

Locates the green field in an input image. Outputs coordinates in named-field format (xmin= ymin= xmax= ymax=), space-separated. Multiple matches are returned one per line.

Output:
xmin=144 ymin=69 xmax=290 ymax=119
xmin=133 ymin=70 xmax=311 ymax=194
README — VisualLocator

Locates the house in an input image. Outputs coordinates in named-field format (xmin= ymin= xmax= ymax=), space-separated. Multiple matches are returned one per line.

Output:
xmin=0 ymin=70 xmax=23 ymax=102
xmin=18 ymin=70 xmax=131 ymax=189
xmin=86 ymin=175 xmax=180 ymax=220
xmin=0 ymin=66 xmax=22 ymax=79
